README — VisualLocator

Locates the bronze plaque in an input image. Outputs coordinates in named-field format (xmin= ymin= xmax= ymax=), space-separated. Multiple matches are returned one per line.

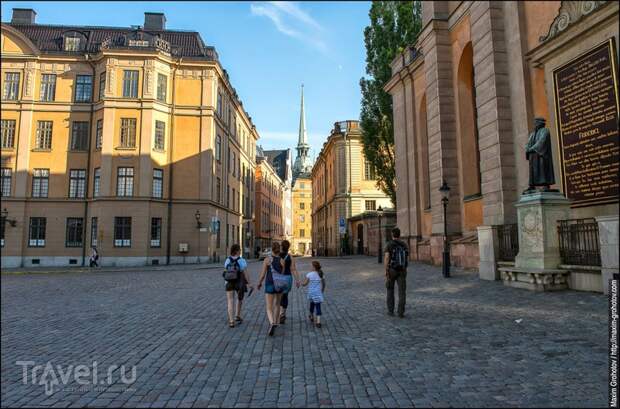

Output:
xmin=553 ymin=39 xmax=619 ymax=207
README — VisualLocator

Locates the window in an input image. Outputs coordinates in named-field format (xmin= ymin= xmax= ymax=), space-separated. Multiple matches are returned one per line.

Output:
xmin=95 ymin=119 xmax=103 ymax=150
xmin=151 ymin=218 xmax=162 ymax=247
xmin=98 ymin=72 xmax=106 ymax=101
xmin=365 ymin=161 xmax=376 ymax=180
xmin=216 ymin=177 xmax=221 ymax=203
xmin=232 ymin=188 xmax=236 ymax=211
xmin=156 ymin=73 xmax=167 ymax=102
xmin=300 ymin=229 xmax=305 ymax=238
xmin=114 ymin=217 xmax=131 ymax=247
xmin=69 ymin=169 xmax=86 ymax=198
xmin=215 ymin=135 xmax=222 ymax=161
xmin=28 ymin=217 xmax=46 ymax=247
xmin=365 ymin=200 xmax=376 ymax=211
xmin=32 ymin=169 xmax=49 ymax=198
xmin=1 ymin=119 xmax=16 ymax=148
xmin=116 ymin=167 xmax=134 ymax=197
xmin=1 ymin=168 xmax=11 ymax=197
xmin=216 ymin=220 xmax=221 ymax=248
xmin=64 ymin=36 xmax=81 ymax=51
xmin=232 ymin=152 xmax=236 ymax=177
xmin=227 ymin=185 xmax=230 ymax=207
xmin=300 ymin=182 xmax=305 ymax=189
xmin=70 ymin=121 xmax=89 ymax=151
xmin=93 ymin=168 xmax=101 ymax=198
xmin=91 ymin=217 xmax=98 ymax=247
xmin=152 ymin=168 xmax=163 ymax=199
xmin=154 ymin=121 xmax=165 ymax=151
xmin=35 ymin=121 xmax=53 ymax=150
xmin=40 ymin=74 xmax=56 ymax=102
xmin=65 ymin=218 xmax=84 ymax=247
xmin=3 ymin=73 xmax=20 ymax=100
xmin=120 ymin=118 xmax=136 ymax=148
xmin=300 ymin=202 xmax=305 ymax=210
xmin=122 ymin=70 xmax=139 ymax=98
xmin=1 ymin=212 xmax=5 ymax=247
xmin=75 ymin=75 xmax=92 ymax=102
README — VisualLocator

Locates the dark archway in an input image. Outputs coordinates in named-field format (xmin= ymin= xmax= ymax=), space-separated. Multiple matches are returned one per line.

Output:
xmin=357 ymin=224 xmax=364 ymax=255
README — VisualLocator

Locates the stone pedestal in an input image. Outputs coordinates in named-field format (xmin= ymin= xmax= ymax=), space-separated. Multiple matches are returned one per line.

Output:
xmin=477 ymin=225 xmax=499 ymax=281
xmin=597 ymin=215 xmax=619 ymax=295
xmin=500 ymin=192 xmax=571 ymax=291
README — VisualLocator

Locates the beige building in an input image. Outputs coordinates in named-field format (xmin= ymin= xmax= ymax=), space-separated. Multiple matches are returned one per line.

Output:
xmin=311 ymin=120 xmax=392 ymax=256
xmin=1 ymin=9 xmax=258 ymax=267
xmin=291 ymin=176 xmax=312 ymax=255
xmin=385 ymin=1 xmax=618 ymax=291
xmin=254 ymin=148 xmax=285 ymax=252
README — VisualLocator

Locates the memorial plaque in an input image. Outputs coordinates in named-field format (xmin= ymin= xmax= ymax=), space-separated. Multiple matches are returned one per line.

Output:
xmin=553 ymin=38 xmax=619 ymax=207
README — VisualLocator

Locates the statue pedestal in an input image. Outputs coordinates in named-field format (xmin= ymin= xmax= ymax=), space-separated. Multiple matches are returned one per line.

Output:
xmin=499 ymin=191 xmax=571 ymax=291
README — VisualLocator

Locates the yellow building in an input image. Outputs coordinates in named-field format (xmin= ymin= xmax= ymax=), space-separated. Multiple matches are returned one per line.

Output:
xmin=311 ymin=120 xmax=392 ymax=256
xmin=291 ymin=176 xmax=312 ymax=255
xmin=1 ymin=9 xmax=258 ymax=267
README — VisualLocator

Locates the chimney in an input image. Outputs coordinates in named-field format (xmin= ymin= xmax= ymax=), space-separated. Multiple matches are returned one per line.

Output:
xmin=144 ymin=12 xmax=166 ymax=31
xmin=11 ymin=8 xmax=37 ymax=24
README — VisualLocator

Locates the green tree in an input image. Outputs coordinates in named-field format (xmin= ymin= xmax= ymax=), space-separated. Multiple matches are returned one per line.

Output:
xmin=360 ymin=1 xmax=422 ymax=206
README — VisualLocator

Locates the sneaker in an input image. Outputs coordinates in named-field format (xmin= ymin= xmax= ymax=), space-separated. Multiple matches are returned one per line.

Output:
xmin=309 ymin=314 xmax=314 ymax=322
xmin=229 ymin=321 xmax=235 ymax=328
xmin=235 ymin=316 xmax=243 ymax=323
xmin=268 ymin=324 xmax=276 ymax=336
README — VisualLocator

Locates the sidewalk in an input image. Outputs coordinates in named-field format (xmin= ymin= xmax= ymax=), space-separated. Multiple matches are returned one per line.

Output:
xmin=0 ymin=258 xmax=262 ymax=275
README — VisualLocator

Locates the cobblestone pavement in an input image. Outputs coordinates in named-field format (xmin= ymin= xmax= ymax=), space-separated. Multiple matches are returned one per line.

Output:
xmin=1 ymin=256 xmax=608 ymax=408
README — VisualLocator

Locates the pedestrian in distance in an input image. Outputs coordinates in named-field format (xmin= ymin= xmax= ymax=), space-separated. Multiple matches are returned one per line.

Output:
xmin=89 ymin=246 xmax=99 ymax=267
xmin=257 ymin=242 xmax=292 ymax=336
xmin=223 ymin=244 xmax=252 ymax=328
xmin=301 ymin=260 xmax=326 ymax=328
xmin=278 ymin=240 xmax=301 ymax=324
xmin=384 ymin=227 xmax=409 ymax=318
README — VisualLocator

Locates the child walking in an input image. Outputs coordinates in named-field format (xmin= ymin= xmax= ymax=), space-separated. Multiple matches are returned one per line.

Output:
xmin=302 ymin=261 xmax=326 ymax=328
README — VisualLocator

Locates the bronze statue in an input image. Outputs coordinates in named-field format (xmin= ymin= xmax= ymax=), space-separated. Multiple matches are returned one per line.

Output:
xmin=524 ymin=117 xmax=556 ymax=194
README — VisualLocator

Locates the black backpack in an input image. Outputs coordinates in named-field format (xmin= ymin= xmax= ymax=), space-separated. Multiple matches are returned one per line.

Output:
xmin=389 ymin=241 xmax=408 ymax=271
xmin=223 ymin=257 xmax=241 ymax=281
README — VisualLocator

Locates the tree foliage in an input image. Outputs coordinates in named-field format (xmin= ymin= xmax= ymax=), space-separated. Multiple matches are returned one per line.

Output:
xmin=360 ymin=1 xmax=422 ymax=206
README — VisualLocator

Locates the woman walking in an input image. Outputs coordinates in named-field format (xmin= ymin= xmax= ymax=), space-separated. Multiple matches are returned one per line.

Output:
xmin=278 ymin=240 xmax=301 ymax=324
xmin=257 ymin=242 xmax=292 ymax=336
xmin=223 ymin=244 xmax=251 ymax=328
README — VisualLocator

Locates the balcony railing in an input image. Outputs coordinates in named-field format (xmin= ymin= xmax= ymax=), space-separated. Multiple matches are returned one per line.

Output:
xmin=497 ymin=223 xmax=519 ymax=262
xmin=558 ymin=218 xmax=601 ymax=266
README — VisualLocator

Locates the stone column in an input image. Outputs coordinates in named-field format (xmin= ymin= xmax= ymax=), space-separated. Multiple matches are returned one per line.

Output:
xmin=392 ymin=75 xmax=412 ymax=239
xmin=420 ymin=15 xmax=461 ymax=236
xmin=597 ymin=215 xmax=619 ymax=295
xmin=470 ymin=1 xmax=518 ymax=226
xmin=477 ymin=225 xmax=499 ymax=280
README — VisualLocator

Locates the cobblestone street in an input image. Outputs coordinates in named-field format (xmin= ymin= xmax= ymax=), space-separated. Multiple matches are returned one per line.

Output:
xmin=1 ymin=256 xmax=608 ymax=408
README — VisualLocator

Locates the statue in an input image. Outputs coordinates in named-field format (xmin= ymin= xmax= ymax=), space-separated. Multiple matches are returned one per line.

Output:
xmin=524 ymin=117 xmax=556 ymax=194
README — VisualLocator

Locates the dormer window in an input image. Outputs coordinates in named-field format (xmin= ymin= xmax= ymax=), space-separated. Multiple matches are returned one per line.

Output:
xmin=63 ymin=32 xmax=85 ymax=52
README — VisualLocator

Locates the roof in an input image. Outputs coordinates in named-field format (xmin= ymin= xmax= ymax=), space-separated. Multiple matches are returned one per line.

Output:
xmin=263 ymin=149 xmax=290 ymax=182
xmin=5 ymin=22 xmax=218 ymax=60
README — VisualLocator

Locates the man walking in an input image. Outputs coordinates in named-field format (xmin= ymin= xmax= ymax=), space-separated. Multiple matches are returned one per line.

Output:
xmin=384 ymin=227 xmax=409 ymax=317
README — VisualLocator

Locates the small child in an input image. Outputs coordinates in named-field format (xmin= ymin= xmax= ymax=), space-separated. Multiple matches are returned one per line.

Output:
xmin=302 ymin=260 xmax=326 ymax=328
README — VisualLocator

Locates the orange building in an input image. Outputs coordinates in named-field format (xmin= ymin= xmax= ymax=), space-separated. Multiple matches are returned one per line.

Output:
xmin=1 ymin=9 xmax=258 ymax=267
xmin=254 ymin=147 xmax=285 ymax=252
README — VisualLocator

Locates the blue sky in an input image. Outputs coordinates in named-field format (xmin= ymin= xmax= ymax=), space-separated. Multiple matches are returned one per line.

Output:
xmin=2 ymin=1 xmax=371 ymax=160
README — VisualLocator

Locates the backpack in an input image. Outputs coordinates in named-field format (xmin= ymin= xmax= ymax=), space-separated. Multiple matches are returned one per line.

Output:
xmin=389 ymin=241 xmax=408 ymax=271
xmin=223 ymin=256 xmax=241 ymax=281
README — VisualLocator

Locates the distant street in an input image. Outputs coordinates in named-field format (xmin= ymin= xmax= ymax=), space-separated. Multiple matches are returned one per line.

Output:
xmin=1 ymin=256 xmax=608 ymax=408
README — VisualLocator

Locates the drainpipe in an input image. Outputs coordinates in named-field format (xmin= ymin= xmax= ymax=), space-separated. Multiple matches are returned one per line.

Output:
xmin=82 ymin=54 xmax=96 ymax=266
xmin=165 ymin=58 xmax=180 ymax=264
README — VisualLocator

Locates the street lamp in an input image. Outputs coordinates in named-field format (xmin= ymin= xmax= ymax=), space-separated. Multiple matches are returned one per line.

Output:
xmin=377 ymin=206 xmax=384 ymax=264
xmin=439 ymin=180 xmax=451 ymax=278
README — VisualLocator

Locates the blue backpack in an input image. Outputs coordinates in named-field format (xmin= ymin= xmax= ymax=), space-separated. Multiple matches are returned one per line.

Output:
xmin=269 ymin=256 xmax=291 ymax=293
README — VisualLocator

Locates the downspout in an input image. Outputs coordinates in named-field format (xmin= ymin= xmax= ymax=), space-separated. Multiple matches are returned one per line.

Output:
xmin=82 ymin=54 xmax=96 ymax=266
xmin=165 ymin=58 xmax=180 ymax=264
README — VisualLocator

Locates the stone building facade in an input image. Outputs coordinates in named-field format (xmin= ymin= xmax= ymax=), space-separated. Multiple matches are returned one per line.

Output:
xmin=254 ymin=148 xmax=285 ymax=252
xmin=311 ymin=120 xmax=392 ymax=256
xmin=1 ymin=9 xmax=258 ymax=267
xmin=291 ymin=175 xmax=312 ymax=255
xmin=385 ymin=1 xmax=619 ymax=279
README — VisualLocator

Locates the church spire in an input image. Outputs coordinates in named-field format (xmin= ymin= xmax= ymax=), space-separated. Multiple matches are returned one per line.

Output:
xmin=298 ymin=84 xmax=308 ymax=147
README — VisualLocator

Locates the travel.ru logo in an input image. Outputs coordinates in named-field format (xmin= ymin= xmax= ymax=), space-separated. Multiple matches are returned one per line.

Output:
xmin=17 ymin=360 xmax=137 ymax=396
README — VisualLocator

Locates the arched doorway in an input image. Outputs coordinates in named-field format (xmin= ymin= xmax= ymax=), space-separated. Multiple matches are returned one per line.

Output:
xmin=357 ymin=224 xmax=364 ymax=255
xmin=456 ymin=42 xmax=483 ymax=231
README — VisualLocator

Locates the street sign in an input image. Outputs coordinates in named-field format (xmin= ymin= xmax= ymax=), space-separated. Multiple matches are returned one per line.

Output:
xmin=339 ymin=217 xmax=346 ymax=234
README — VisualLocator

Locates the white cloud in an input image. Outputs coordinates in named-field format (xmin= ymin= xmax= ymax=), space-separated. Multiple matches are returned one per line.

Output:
xmin=250 ymin=2 xmax=328 ymax=54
